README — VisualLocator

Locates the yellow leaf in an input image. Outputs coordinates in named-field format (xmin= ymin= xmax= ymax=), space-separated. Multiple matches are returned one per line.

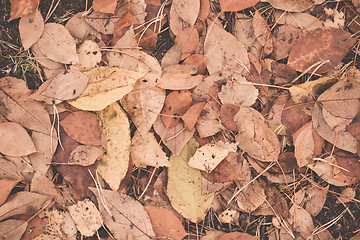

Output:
xmin=97 ymin=103 xmax=130 ymax=191
xmin=167 ymin=138 xmax=214 ymax=222
xmin=68 ymin=67 xmax=144 ymax=111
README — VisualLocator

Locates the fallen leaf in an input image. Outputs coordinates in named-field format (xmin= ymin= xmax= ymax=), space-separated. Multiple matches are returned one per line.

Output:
xmin=60 ymin=111 xmax=102 ymax=145
xmin=20 ymin=216 xmax=46 ymax=240
xmin=182 ymin=102 xmax=206 ymax=131
xmin=145 ymin=206 xmax=187 ymax=240
xmin=97 ymin=103 xmax=130 ymax=191
xmin=272 ymin=25 xmax=301 ymax=60
xmin=0 ymin=192 xmax=52 ymax=221
xmin=76 ymin=40 xmax=102 ymax=71
xmin=0 ymin=219 xmax=27 ymax=240
xmin=288 ymin=28 xmax=356 ymax=74
xmin=196 ymin=102 xmax=224 ymax=138
xmin=85 ymin=11 xmax=117 ymax=34
xmin=90 ymin=187 xmax=156 ymax=240
xmin=335 ymin=150 xmax=360 ymax=178
xmin=220 ymin=104 xmax=239 ymax=132
xmin=67 ymin=199 xmax=103 ymax=237
xmin=0 ymin=158 xmax=23 ymax=181
xmin=336 ymin=187 xmax=356 ymax=204
xmin=219 ymin=232 xmax=258 ymax=240
xmin=68 ymin=66 xmax=144 ymax=111
xmin=219 ymin=0 xmax=260 ymax=12
xmin=205 ymin=22 xmax=249 ymax=75
xmin=0 ymin=122 xmax=36 ymax=157
xmin=30 ymin=43 xmax=64 ymax=70
xmin=131 ymin=130 xmax=170 ymax=167
xmin=172 ymin=0 xmax=199 ymax=26
xmin=161 ymin=90 xmax=193 ymax=128
xmin=183 ymin=54 xmax=207 ymax=75
xmin=9 ymin=0 xmax=39 ymax=20
xmin=93 ymin=0 xmax=117 ymax=13
xmin=198 ymin=0 xmax=210 ymax=21
xmin=37 ymin=69 xmax=88 ymax=103
xmin=37 ymin=23 xmax=79 ymax=64
xmin=293 ymin=122 xmax=314 ymax=168
xmin=161 ymin=44 xmax=182 ymax=68
xmin=188 ymin=143 xmax=229 ymax=172
xmin=65 ymin=12 xmax=99 ymax=40
xmin=267 ymin=0 xmax=314 ymax=12
xmin=169 ymin=2 xmax=189 ymax=36
xmin=157 ymin=64 xmax=203 ymax=90
xmin=317 ymin=77 xmax=360 ymax=119
xmin=234 ymin=13 xmax=257 ymax=52
xmin=167 ymin=138 xmax=214 ymax=222
xmin=312 ymin=103 xmax=357 ymax=154
xmin=0 ymin=179 xmax=20 ymax=206
xmin=201 ymin=155 xmax=241 ymax=183
xmin=235 ymin=107 xmax=281 ymax=162
xmin=253 ymin=11 xmax=273 ymax=55
xmin=19 ymin=8 xmax=44 ymax=50
xmin=68 ymin=145 xmax=105 ymax=166
xmin=288 ymin=204 xmax=314 ymax=239
xmin=275 ymin=11 xmax=324 ymax=31
xmin=175 ymin=26 xmax=199 ymax=60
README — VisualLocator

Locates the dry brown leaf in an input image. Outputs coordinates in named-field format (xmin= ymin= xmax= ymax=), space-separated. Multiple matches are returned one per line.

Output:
xmin=318 ymin=78 xmax=360 ymax=119
xmin=235 ymin=107 xmax=280 ymax=162
xmin=335 ymin=150 xmax=360 ymax=178
xmin=297 ymin=185 xmax=328 ymax=216
xmin=220 ymin=104 xmax=239 ymax=132
xmin=267 ymin=0 xmax=314 ymax=12
xmin=68 ymin=199 xmax=103 ymax=237
xmin=161 ymin=90 xmax=192 ymax=128
xmin=9 ymin=0 xmax=39 ymax=21
xmin=153 ymin=116 xmax=195 ymax=156
xmin=288 ymin=28 xmax=356 ymax=74
xmin=172 ymin=0 xmax=199 ymax=26
xmin=145 ymin=206 xmax=187 ymax=240
xmin=0 ymin=158 xmax=23 ymax=181
xmin=219 ymin=232 xmax=258 ymax=240
xmin=60 ymin=111 xmax=102 ymax=145
xmin=93 ymin=0 xmax=117 ymax=13
xmin=201 ymin=154 xmax=241 ymax=183
xmin=175 ymin=27 xmax=199 ymax=60
xmin=30 ymin=171 xmax=65 ymax=208
xmin=205 ymin=22 xmax=249 ymax=75
xmin=19 ymin=8 xmax=44 ymax=50
xmin=253 ymin=11 xmax=273 ymax=55
xmin=234 ymin=13 xmax=257 ymax=52
xmin=0 ymin=219 xmax=27 ymax=240
xmin=0 ymin=191 xmax=52 ymax=221
xmin=196 ymin=103 xmax=224 ymax=138
xmin=161 ymin=44 xmax=182 ymax=68
xmin=274 ymin=11 xmax=323 ymax=31
xmin=288 ymin=204 xmax=314 ymax=239
xmin=37 ymin=23 xmax=79 ymax=64
xmin=220 ymin=0 xmax=260 ymax=12
xmin=0 ymin=179 xmax=20 ymax=206
xmin=293 ymin=122 xmax=314 ymax=168
xmin=37 ymin=69 xmax=88 ymax=103
xmin=183 ymin=54 xmax=207 ymax=75
xmin=76 ymin=40 xmax=102 ymax=71
xmin=312 ymin=103 xmax=357 ymax=154
xmin=188 ymin=143 xmax=229 ymax=172
xmin=30 ymin=43 xmax=64 ymax=70
xmin=322 ymin=107 xmax=353 ymax=132
xmin=198 ymin=0 xmax=210 ymax=21
xmin=272 ymin=25 xmax=301 ymax=61
xmin=0 ymin=76 xmax=32 ymax=99
xmin=65 ymin=12 xmax=99 ymax=40
xmin=157 ymin=64 xmax=203 ymax=90
xmin=68 ymin=145 xmax=104 ymax=166
xmin=182 ymin=102 xmax=206 ymax=131
xmin=169 ymin=3 xmax=189 ymax=36
xmin=0 ymin=122 xmax=36 ymax=157
xmin=85 ymin=11 xmax=117 ymax=34
xmin=90 ymin=188 xmax=155 ymax=240
xmin=131 ymin=130 xmax=170 ymax=167
xmin=29 ymin=132 xmax=58 ymax=174
xmin=336 ymin=187 xmax=356 ymax=204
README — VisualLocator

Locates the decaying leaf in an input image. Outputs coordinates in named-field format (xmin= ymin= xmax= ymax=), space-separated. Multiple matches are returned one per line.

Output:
xmin=175 ymin=27 xmax=199 ymax=60
xmin=65 ymin=12 xmax=99 ymax=40
xmin=9 ymin=0 xmax=40 ymax=21
xmin=68 ymin=145 xmax=105 ymax=166
xmin=167 ymin=138 xmax=214 ymax=222
xmin=0 ymin=192 xmax=52 ymax=221
xmin=188 ymin=143 xmax=229 ymax=172
xmin=157 ymin=64 xmax=203 ymax=90
xmin=97 ymin=103 xmax=130 ymax=191
xmin=76 ymin=40 xmax=102 ymax=71
xmin=37 ymin=23 xmax=79 ymax=64
xmin=0 ymin=179 xmax=20 ymax=206
xmin=161 ymin=90 xmax=192 ymax=128
xmin=0 ymin=219 xmax=27 ymax=240
xmin=267 ymin=0 xmax=314 ymax=12
xmin=235 ymin=107 xmax=280 ymax=162
xmin=60 ymin=111 xmax=102 ymax=145
xmin=172 ymin=0 xmax=199 ymax=26
xmin=68 ymin=66 xmax=144 ymax=111
xmin=272 ymin=25 xmax=301 ymax=60
xmin=182 ymin=102 xmax=206 ymax=131
xmin=253 ymin=11 xmax=273 ymax=55
xmin=220 ymin=0 xmax=260 ymax=12
xmin=90 ymin=188 xmax=155 ymax=240
xmin=293 ymin=122 xmax=314 ymax=168
xmin=288 ymin=28 xmax=356 ymax=74
xmin=131 ymin=130 xmax=170 ymax=167
xmin=92 ymin=0 xmax=117 ymax=13
xmin=0 ymin=122 xmax=36 ymax=157
xmin=19 ymin=8 xmax=44 ymax=50
xmin=145 ymin=206 xmax=187 ymax=240
xmin=68 ymin=199 xmax=103 ymax=237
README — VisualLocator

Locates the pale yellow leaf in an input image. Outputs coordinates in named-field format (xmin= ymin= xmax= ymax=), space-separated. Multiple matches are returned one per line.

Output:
xmin=68 ymin=66 xmax=144 ymax=111
xmin=97 ymin=103 xmax=130 ymax=191
xmin=167 ymin=138 xmax=214 ymax=222
xmin=188 ymin=143 xmax=228 ymax=172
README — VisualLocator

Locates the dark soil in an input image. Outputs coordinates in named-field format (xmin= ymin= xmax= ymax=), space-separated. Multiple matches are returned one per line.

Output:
xmin=1 ymin=0 xmax=360 ymax=239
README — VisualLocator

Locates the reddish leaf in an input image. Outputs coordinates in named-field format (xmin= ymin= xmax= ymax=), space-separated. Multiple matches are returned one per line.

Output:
xmin=175 ymin=27 xmax=199 ymax=60
xmin=60 ymin=111 xmax=102 ymax=145
xmin=9 ymin=0 xmax=39 ymax=21
xmin=220 ymin=104 xmax=239 ymax=132
xmin=220 ymin=0 xmax=260 ymax=12
xmin=161 ymin=90 xmax=192 ymax=128
xmin=0 ymin=179 xmax=19 ymax=206
xmin=201 ymin=158 xmax=240 ymax=183
xmin=181 ymin=102 xmax=206 ymax=131
xmin=183 ymin=54 xmax=207 ymax=75
xmin=288 ymin=28 xmax=356 ymax=74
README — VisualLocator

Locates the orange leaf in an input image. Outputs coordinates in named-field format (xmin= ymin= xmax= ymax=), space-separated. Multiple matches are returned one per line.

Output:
xmin=181 ymin=102 xmax=205 ymax=131
xmin=9 ymin=0 xmax=39 ymax=21
xmin=161 ymin=90 xmax=192 ymax=128
xmin=219 ymin=0 xmax=260 ymax=12
xmin=92 ymin=0 xmax=117 ymax=13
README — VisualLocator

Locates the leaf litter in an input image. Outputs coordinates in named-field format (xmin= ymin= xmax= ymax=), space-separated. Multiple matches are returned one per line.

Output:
xmin=1 ymin=0 xmax=360 ymax=239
